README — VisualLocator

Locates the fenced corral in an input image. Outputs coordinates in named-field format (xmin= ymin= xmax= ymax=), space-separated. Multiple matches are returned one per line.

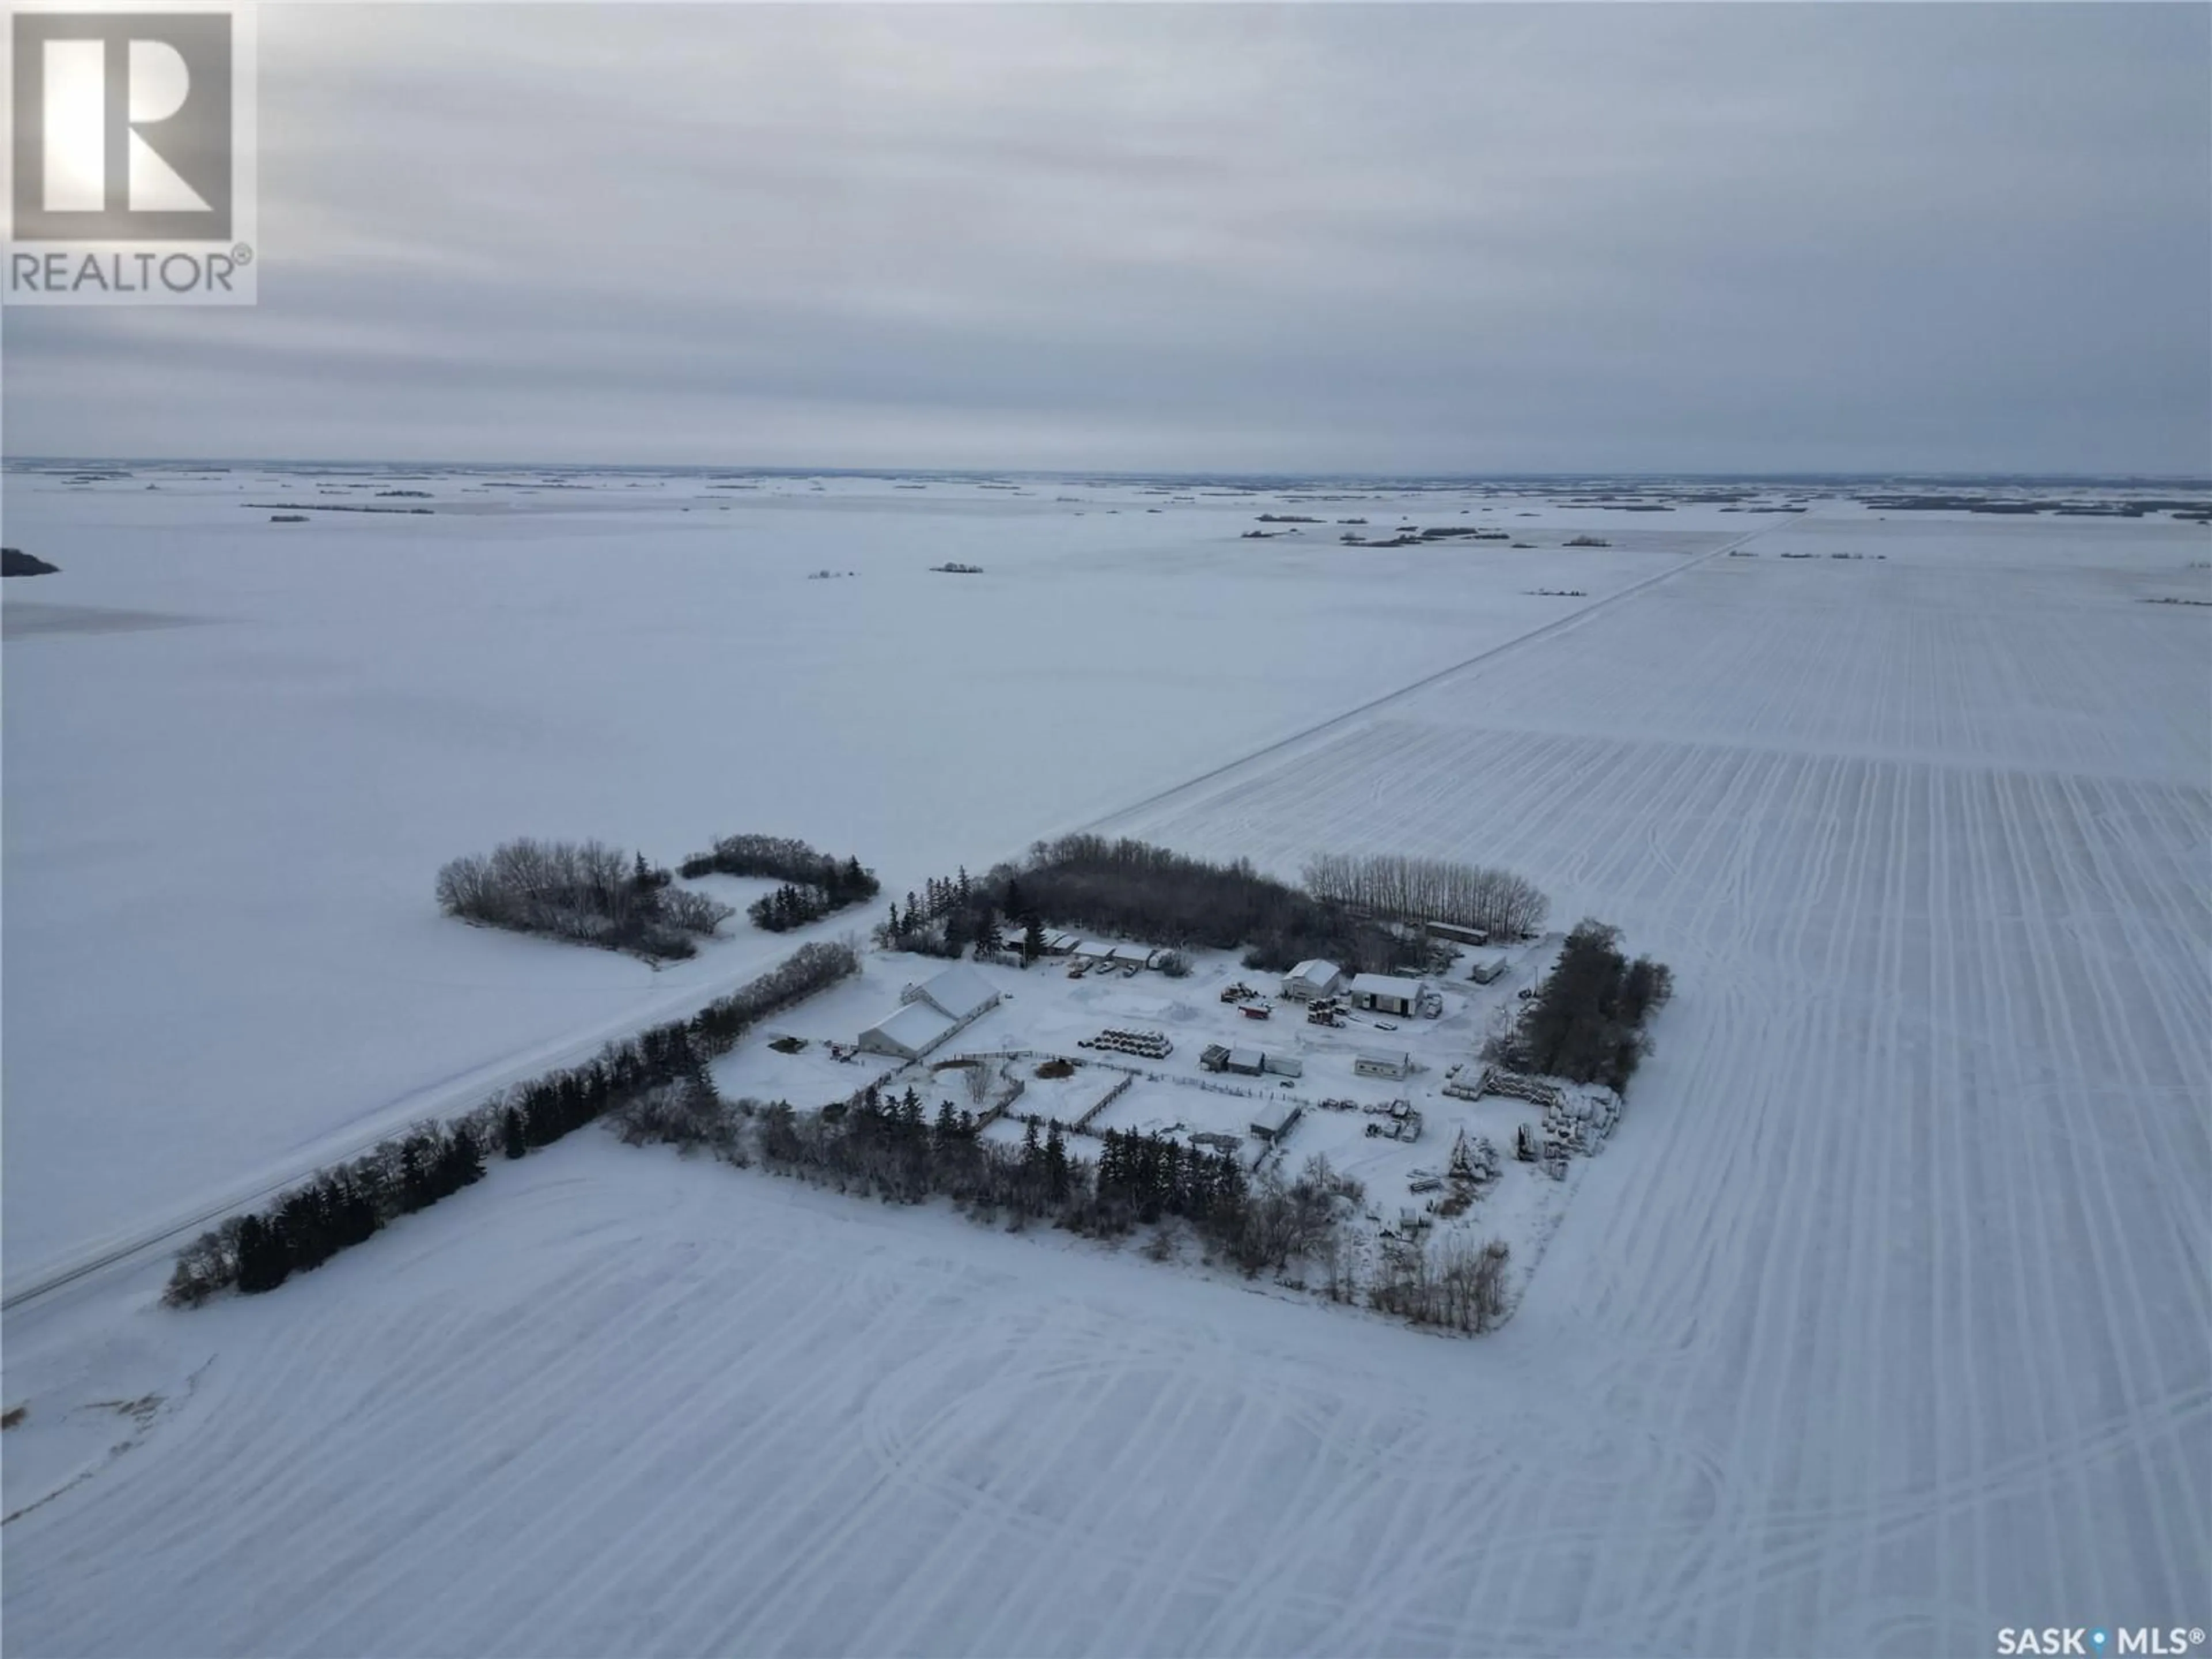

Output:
xmin=1079 ymin=1073 xmax=1134 ymax=1131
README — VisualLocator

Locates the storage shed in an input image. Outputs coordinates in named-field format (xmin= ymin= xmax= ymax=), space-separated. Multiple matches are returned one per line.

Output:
xmin=1280 ymin=960 xmax=1345 ymax=1002
xmin=1248 ymin=1099 xmax=1302 ymax=1143
xmin=1225 ymin=1047 xmax=1267 ymax=1077
xmin=1354 ymin=1049 xmax=1412 ymax=1080
xmin=1348 ymin=972 xmax=1423 ymax=1017
xmin=1260 ymin=1051 xmax=1304 ymax=1079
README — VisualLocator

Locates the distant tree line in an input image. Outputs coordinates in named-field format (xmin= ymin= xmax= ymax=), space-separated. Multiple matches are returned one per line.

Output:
xmin=164 ymin=941 xmax=859 ymax=1306
xmin=877 ymin=838 xmax=1425 ymax=974
xmin=1488 ymin=920 xmax=1673 ymax=1092
xmin=679 ymin=834 xmax=881 ymax=934
xmin=1302 ymin=851 xmax=1549 ymax=940
xmin=435 ymin=839 xmax=732 ymax=961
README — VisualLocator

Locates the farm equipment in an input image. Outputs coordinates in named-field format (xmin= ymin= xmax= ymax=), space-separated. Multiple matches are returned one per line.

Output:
xmin=1448 ymin=1128 xmax=1502 ymax=1189
xmin=1219 ymin=982 xmax=1256 ymax=1003
xmin=1364 ymin=1108 xmax=1423 ymax=1143
xmin=1239 ymin=1002 xmax=1273 ymax=1020
xmin=1514 ymin=1122 xmax=1569 ymax=1179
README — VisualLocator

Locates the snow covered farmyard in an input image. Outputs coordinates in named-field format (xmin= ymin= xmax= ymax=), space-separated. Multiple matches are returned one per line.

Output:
xmin=3 ymin=468 xmax=2205 ymax=1657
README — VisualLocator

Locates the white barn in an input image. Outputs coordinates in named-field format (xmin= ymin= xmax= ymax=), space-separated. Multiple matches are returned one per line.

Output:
xmin=903 ymin=963 xmax=1000 ymax=1025
xmin=858 ymin=1000 xmax=959 ymax=1062
xmin=1280 ymin=960 xmax=1344 ymax=1002
xmin=1347 ymin=972 xmax=1423 ymax=1017
xmin=858 ymin=964 xmax=1002 ymax=1061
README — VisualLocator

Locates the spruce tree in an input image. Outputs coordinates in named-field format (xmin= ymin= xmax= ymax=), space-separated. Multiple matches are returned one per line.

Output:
xmin=502 ymin=1107 xmax=528 ymax=1160
xmin=235 ymin=1213 xmax=291 ymax=1294
xmin=1044 ymin=1121 xmax=1070 ymax=1204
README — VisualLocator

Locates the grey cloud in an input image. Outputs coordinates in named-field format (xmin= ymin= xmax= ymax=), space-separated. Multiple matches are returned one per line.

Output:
xmin=6 ymin=3 xmax=2206 ymax=473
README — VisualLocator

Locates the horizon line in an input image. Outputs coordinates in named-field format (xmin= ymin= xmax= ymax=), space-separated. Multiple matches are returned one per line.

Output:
xmin=6 ymin=456 xmax=2210 ymax=487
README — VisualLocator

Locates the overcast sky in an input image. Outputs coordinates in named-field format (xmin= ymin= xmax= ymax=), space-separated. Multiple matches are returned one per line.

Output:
xmin=5 ymin=3 xmax=2208 ymax=474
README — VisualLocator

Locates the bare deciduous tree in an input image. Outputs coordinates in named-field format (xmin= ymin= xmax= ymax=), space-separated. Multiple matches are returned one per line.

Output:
xmin=1302 ymin=852 xmax=1549 ymax=939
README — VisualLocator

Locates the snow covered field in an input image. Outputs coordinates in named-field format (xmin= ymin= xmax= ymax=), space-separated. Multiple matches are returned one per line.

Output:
xmin=2 ymin=467 xmax=1734 ymax=1282
xmin=4 ymin=472 xmax=2207 ymax=1655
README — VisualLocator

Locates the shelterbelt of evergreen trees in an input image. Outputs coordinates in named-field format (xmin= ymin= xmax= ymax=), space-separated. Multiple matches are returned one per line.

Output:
xmin=164 ymin=940 xmax=859 ymax=1307
xmin=1491 ymin=921 xmax=1674 ymax=1093
xmin=676 ymin=833 xmax=882 ymax=934
xmin=749 ymin=1079 xmax=1289 ymax=1274
xmin=874 ymin=837 xmax=1427 ymax=975
xmin=721 ymin=1084 xmax=1512 ymax=1334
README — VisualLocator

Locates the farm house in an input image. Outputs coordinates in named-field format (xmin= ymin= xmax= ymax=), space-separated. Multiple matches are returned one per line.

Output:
xmin=1279 ymin=959 xmax=1344 ymax=1001
xmin=1354 ymin=1049 xmax=1412 ymax=1080
xmin=1347 ymin=972 xmax=1423 ymax=1017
